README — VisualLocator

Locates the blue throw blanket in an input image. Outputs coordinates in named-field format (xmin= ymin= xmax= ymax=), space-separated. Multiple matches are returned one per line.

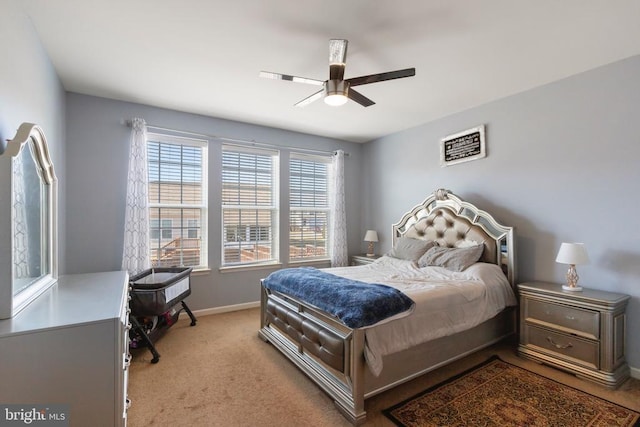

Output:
xmin=263 ymin=267 xmax=414 ymax=328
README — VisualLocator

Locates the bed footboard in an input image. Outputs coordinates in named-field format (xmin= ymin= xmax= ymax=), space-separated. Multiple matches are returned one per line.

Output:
xmin=259 ymin=282 xmax=516 ymax=425
xmin=259 ymin=283 xmax=367 ymax=425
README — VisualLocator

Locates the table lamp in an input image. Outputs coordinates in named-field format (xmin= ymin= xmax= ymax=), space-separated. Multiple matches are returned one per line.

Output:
xmin=555 ymin=242 xmax=589 ymax=291
xmin=363 ymin=230 xmax=379 ymax=257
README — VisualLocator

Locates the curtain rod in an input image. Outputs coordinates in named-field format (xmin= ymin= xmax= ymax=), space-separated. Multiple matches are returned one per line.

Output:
xmin=123 ymin=119 xmax=349 ymax=157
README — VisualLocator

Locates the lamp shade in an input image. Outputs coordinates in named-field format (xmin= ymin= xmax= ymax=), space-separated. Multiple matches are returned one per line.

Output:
xmin=363 ymin=230 xmax=379 ymax=242
xmin=555 ymin=243 xmax=589 ymax=265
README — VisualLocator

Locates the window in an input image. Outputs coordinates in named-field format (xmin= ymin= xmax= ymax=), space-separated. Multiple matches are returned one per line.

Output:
xmin=150 ymin=219 xmax=173 ymax=240
xmin=222 ymin=145 xmax=278 ymax=266
xmin=289 ymin=154 xmax=330 ymax=261
xmin=147 ymin=133 xmax=207 ymax=269
xmin=187 ymin=220 xmax=198 ymax=239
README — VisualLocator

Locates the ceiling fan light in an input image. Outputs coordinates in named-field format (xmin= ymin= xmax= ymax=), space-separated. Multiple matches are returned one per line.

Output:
xmin=325 ymin=79 xmax=349 ymax=106
xmin=324 ymin=94 xmax=348 ymax=106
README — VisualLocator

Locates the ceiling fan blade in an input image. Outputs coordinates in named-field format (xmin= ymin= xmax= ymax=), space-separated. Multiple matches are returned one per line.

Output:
xmin=346 ymin=68 xmax=416 ymax=87
xmin=295 ymin=88 xmax=325 ymax=107
xmin=347 ymin=88 xmax=375 ymax=107
xmin=259 ymin=71 xmax=325 ymax=86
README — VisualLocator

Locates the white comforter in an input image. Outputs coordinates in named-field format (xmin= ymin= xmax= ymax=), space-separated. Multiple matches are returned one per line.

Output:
xmin=324 ymin=256 xmax=517 ymax=376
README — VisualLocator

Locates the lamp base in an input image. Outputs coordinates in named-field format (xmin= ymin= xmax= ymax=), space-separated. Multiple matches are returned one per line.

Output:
xmin=366 ymin=241 xmax=375 ymax=257
xmin=563 ymin=265 xmax=582 ymax=292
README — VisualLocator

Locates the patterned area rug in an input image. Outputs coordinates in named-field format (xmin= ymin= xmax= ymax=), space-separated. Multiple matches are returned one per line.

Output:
xmin=384 ymin=356 xmax=640 ymax=426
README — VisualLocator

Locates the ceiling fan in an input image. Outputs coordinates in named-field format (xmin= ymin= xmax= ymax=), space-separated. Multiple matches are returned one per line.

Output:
xmin=260 ymin=39 xmax=416 ymax=107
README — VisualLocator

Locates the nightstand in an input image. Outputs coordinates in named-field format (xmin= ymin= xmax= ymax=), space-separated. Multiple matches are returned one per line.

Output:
xmin=517 ymin=281 xmax=630 ymax=388
xmin=351 ymin=254 xmax=381 ymax=266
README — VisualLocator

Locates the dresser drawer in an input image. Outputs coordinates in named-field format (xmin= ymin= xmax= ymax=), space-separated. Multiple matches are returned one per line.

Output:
xmin=523 ymin=324 xmax=599 ymax=370
xmin=525 ymin=298 xmax=599 ymax=339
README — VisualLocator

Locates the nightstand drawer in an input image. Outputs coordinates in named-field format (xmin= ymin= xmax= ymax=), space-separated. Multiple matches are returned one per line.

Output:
xmin=524 ymin=325 xmax=599 ymax=370
xmin=525 ymin=298 xmax=599 ymax=339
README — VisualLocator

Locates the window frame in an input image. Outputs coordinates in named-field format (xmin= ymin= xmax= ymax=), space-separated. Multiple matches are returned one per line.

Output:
xmin=146 ymin=132 xmax=208 ymax=270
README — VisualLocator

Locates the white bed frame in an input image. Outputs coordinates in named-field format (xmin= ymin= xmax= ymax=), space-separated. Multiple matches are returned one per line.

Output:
xmin=258 ymin=189 xmax=516 ymax=424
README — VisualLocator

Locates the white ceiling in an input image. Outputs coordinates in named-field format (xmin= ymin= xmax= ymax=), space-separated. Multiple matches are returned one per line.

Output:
xmin=20 ymin=0 xmax=640 ymax=143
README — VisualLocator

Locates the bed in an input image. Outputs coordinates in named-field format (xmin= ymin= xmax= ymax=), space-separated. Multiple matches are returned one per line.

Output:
xmin=258 ymin=189 xmax=517 ymax=424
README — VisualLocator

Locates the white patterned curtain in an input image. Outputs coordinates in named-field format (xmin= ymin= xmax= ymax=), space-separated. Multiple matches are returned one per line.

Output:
xmin=12 ymin=148 xmax=30 ymax=279
xmin=122 ymin=118 xmax=151 ymax=275
xmin=329 ymin=149 xmax=348 ymax=267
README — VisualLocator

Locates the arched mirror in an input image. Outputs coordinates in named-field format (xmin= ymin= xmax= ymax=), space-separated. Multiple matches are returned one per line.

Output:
xmin=0 ymin=123 xmax=58 ymax=319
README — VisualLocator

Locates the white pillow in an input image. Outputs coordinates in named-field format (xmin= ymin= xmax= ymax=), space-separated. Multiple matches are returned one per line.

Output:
xmin=454 ymin=239 xmax=480 ymax=248
xmin=418 ymin=244 xmax=484 ymax=272
xmin=387 ymin=237 xmax=437 ymax=262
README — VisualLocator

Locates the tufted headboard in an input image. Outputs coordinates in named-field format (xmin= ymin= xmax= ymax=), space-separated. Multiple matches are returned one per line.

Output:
xmin=392 ymin=189 xmax=516 ymax=286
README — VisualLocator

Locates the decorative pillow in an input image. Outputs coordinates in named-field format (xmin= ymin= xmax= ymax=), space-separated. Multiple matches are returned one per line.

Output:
xmin=454 ymin=239 xmax=480 ymax=248
xmin=387 ymin=237 xmax=437 ymax=262
xmin=418 ymin=244 xmax=484 ymax=272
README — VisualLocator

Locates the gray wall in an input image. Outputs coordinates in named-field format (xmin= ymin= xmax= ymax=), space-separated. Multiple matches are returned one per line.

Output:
xmin=0 ymin=1 xmax=66 ymax=291
xmin=64 ymin=93 xmax=363 ymax=309
xmin=362 ymin=55 xmax=640 ymax=371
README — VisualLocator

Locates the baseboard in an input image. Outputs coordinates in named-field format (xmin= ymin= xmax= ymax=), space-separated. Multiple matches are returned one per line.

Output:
xmin=179 ymin=301 xmax=260 ymax=318
xmin=631 ymin=365 xmax=640 ymax=380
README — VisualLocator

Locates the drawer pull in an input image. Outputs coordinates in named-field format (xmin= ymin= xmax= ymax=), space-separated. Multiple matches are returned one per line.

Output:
xmin=547 ymin=337 xmax=573 ymax=349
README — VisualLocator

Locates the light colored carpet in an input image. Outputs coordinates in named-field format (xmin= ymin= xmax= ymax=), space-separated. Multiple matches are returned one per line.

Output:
xmin=128 ymin=308 xmax=640 ymax=426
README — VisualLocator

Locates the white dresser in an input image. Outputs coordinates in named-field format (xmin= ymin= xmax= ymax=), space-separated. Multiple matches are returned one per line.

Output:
xmin=0 ymin=271 xmax=131 ymax=426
